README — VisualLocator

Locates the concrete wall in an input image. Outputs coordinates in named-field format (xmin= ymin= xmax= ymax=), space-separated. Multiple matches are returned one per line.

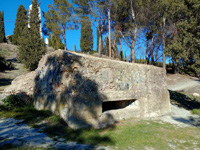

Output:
xmin=33 ymin=50 xmax=170 ymax=128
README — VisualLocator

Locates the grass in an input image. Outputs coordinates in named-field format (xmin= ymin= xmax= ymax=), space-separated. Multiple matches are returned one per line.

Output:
xmin=0 ymin=105 xmax=200 ymax=150
xmin=192 ymin=109 xmax=200 ymax=116
xmin=0 ymin=47 xmax=10 ymax=57
xmin=1 ymin=90 xmax=200 ymax=149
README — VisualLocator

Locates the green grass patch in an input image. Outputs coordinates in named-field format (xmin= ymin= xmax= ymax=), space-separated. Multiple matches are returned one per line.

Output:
xmin=0 ymin=106 xmax=52 ymax=125
xmin=0 ymin=48 xmax=10 ymax=56
xmin=192 ymin=109 xmax=200 ymax=116
xmin=1 ymin=103 xmax=200 ymax=149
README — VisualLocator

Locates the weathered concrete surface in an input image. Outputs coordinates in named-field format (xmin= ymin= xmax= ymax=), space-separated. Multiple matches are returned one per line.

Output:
xmin=4 ymin=50 xmax=170 ymax=128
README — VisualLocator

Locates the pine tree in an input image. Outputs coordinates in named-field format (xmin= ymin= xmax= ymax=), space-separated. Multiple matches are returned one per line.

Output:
xmin=18 ymin=0 xmax=46 ymax=71
xmin=48 ymin=32 xmax=52 ymax=47
xmin=125 ymin=52 xmax=127 ymax=62
xmin=103 ymin=36 xmax=109 ymax=56
xmin=80 ymin=16 xmax=93 ymax=53
xmin=74 ymin=44 xmax=76 ymax=52
xmin=0 ymin=11 xmax=6 ymax=43
xmin=13 ymin=5 xmax=27 ymax=45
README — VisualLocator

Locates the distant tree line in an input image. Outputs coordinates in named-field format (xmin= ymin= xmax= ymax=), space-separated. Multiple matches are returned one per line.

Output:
xmin=44 ymin=0 xmax=199 ymax=76
xmin=2 ymin=0 xmax=199 ymax=76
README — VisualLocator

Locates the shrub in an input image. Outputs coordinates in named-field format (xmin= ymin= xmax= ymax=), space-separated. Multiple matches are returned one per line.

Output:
xmin=0 ymin=51 xmax=14 ymax=71
xmin=2 ymin=94 xmax=25 ymax=110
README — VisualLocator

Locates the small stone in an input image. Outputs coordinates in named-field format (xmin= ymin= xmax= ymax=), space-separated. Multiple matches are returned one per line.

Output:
xmin=193 ymin=93 xmax=200 ymax=97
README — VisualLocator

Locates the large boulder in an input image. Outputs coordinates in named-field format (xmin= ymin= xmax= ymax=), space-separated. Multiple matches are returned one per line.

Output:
xmin=4 ymin=50 xmax=170 ymax=128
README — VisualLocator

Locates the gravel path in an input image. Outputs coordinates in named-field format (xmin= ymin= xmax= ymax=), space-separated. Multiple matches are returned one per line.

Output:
xmin=168 ymin=80 xmax=200 ymax=92
xmin=0 ymin=118 xmax=109 ymax=149
xmin=163 ymin=74 xmax=200 ymax=127
xmin=167 ymin=74 xmax=200 ymax=94
xmin=160 ymin=104 xmax=200 ymax=127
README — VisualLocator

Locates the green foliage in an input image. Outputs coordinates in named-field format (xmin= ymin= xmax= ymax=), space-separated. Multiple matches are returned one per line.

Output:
xmin=192 ymin=109 xmax=200 ymax=116
xmin=2 ymin=95 xmax=25 ymax=110
xmin=51 ymin=34 xmax=64 ymax=50
xmin=80 ymin=16 xmax=93 ymax=53
xmin=12 ymin=5 xmax=27 ymax=45
xmin=103 ymin=36 xmax=109 ymax=56
xmin=7 ymin=35 xmax=13 ymax=43
xmin=124 ymin=52 xmax=127 ymax=62
xmin=136 ymin=58 xmax=146 ymax=64
xmin=74 ymin=44 xmax=76 ymax=52
xmin=0 ymin=49 xmax=14 ymax=71
xmin=18 ymin=0 xmax=46 ymax=71
xmin=0 ymin=11 xmax=6 ymax=43
xmin=45 ymin=0 xmax=75 ymax=50
xmin=165 ymin=0 xmax=200 ymax=76
xmin=48 ymin=32 xmax=52 ymax=47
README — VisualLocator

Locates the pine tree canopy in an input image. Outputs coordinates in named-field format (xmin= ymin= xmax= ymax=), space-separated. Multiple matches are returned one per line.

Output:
xmin=13 ymin=5 xmax=27 ymax=45
xmin=0 ymin=11 xmax=6 ymax=43
xmin=18 ymin=0 xmax=46 ymax=71
xmin=80 ymin=16 xmax=93 ymax=53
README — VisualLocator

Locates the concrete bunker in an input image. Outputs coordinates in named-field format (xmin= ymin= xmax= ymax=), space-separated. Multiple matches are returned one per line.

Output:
xmin=3 ymin=50 xmax=171 ymax=129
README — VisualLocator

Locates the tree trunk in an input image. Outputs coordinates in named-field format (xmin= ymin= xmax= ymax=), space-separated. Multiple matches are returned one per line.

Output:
xmin=63 ymin=27 xmax=67 ymax=50
xmin=150 ymin=36 xmax=155 ymax=64
xmin=174 ymin=61 xmax=179 ymax=74
xmin=145 ymin=39 xmax=149 ymax=64
xmin=119 ymin=38 xmax=123 ymax=60
xmin=131 ymin=39 xmax=136 ymax=63
xmin=161 ymin=16 xmax=166 ymax=70
xmin=98 ymin=26 xmax=102 ymax=57
xmin=155 ymin=42 xmax=160 ymax=62
xmin=130 ymin=0 xmax=137 ymax=63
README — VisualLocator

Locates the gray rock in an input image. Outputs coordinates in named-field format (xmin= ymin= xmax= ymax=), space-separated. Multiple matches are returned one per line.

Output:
xmin=193 ymin=93 xmax=200 ymax=97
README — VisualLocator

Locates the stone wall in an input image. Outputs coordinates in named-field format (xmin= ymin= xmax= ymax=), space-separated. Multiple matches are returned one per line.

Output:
xmin=4 ymin=50 xmax=170 ymax=128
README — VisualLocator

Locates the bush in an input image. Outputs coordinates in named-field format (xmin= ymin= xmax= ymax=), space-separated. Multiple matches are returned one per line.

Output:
xmin=2 ymin=94 xmax=25 ymax=110
xmin=0 ymin=51 xmax=14 ymax=71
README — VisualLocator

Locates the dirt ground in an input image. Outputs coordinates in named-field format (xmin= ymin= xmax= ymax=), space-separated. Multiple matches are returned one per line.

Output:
xmin=0 ymin=43 xmax=56 ymax=93
xmin=167 ymin=73 xmax=200 ymax=95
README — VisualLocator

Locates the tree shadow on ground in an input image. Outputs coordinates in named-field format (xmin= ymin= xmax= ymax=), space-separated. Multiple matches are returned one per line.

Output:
xmin=33 ymin=50 xmax=115 ymax=146
xmin=172 ymin=116 xmax=200 ymax=127
xmin=169 ymin=90 xmax=200 ymax=127
xmin=169 ymin=90 xmax=200 ymax=110
xmin=0 ymin=78 xmax=12 ymax=86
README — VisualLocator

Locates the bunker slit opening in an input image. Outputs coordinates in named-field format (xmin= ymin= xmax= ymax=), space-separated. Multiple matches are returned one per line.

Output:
xmin=102 ymin=99 xmax=137 ymax=112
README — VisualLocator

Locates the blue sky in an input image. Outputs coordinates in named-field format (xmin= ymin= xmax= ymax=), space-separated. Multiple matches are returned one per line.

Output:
xmin=0 ymin=0 xmax=166 ymax=62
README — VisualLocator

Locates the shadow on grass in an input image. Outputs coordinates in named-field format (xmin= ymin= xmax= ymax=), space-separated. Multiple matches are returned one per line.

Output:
xmin=169 ymin=90 xmax=200 ymax=110
xmin=3 ymin=106 xmax=53 ymax=125
xmin=0 ymin=106 xmax=115 ymax=147
xmin=42 ymin=124 xmax=115 ymax=146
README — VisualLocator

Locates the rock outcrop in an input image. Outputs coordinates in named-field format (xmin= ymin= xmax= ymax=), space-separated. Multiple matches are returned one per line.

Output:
xmin=3 ymin=50 xmax=170 ymax=128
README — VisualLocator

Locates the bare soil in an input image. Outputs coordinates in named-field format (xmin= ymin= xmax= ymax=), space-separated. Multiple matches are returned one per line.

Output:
xmin=167 ymin=73 xmax=200 ymax=95
xmin=0 ymin=44 xmax=55 ymax=93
